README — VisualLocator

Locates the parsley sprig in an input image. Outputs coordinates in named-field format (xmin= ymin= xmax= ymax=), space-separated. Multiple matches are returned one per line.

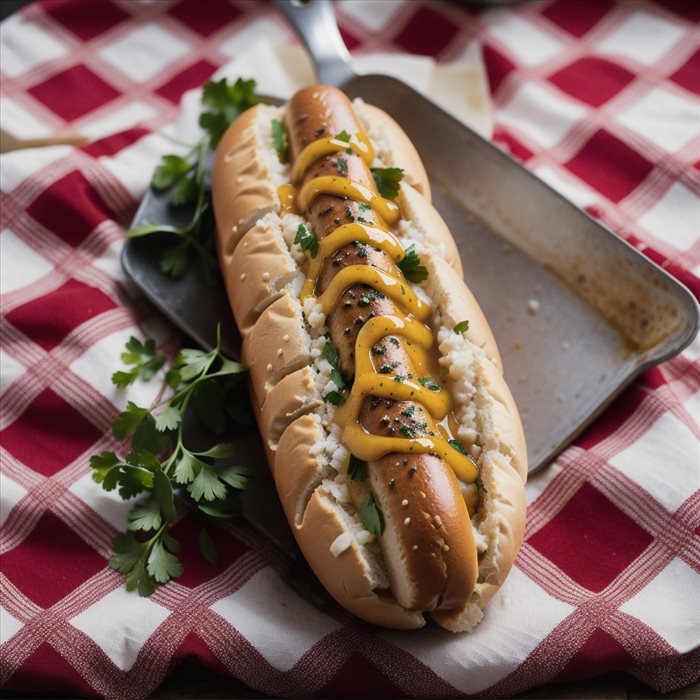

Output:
xmin=371 ymin=167 xmax=404 ymax=199
xmin=128 ymin=78 xmax=260 ymax=282
xmin=91 ymin=328 xmax=250 ymax=596
xmin=398 ymin=244 xmax=428 ymax=283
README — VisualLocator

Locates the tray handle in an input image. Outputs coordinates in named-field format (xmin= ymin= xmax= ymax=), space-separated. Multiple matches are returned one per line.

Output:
xmin=274 ymin=0 xmax=356 ymax=86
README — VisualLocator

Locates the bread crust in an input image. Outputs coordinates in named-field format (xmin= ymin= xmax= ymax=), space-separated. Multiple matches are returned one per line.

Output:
xmin=212 ymin=87 xmax=527 ymax=631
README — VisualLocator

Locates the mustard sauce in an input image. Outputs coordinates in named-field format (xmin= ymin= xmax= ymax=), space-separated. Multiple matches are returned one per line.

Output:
xmin=277 ymin=184 xmax=297 ymax=215
xmin=287 ymin=129 xmax=478 ymax=487
xmin=297 ymin=176 xmax=400 ymax=226
xmin=291 ymin=132 xmax=375 ymax=184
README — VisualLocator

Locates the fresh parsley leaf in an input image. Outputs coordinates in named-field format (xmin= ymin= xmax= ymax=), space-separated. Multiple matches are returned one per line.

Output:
xmin=159 ymin=240 xmax=190 ymax=278
xmin=294 ymin=223 xmax=319 ymax=258
xmin=453 ymin=320 xmax=470 ymax=335
xmin=194 ymin=442 xmax=237 ymax=460
xmin=152 ymin=155 xmax=192 ymax=190
xmin=174 ymin=451 xmax=200 ymax=485
xmin=371 ymin=167 xmax=404 ymax=199
xmin=111 ymin=338 xmax=167 ymax=387
xmin=128 ymin=497 xmax=163 ymax=532
xmin=147 ymin=538 xmax=183 ymax=584
xmin=112 ymin=402 xmax=149 ymax=441
xmin=110 ymin=532 xmax=145 ymax=573
xmin=335 ymin=130 xmax=352 ymax=142
xmin=271 ymin=119 xmax=288 ymax=162
xmin=448 ymin=439 xmax=468 ymax=455
xmin=155 ymin=405 xmax=182 ymax=432
xmin=153 ymin=469 xmax=176 ymax=522
xmin=218 ymin=464 xmax=250 ymax=491
xmin=325 ymin=391 xmax=346 ymax=406
xmin=199 ymin=78 xmax=259 ymax=148
xmin=323 ymin=340 xmax=340 ymax=367
xmin=398 ymin=244 xmax=428 ymax=283
xmin=189 ymin=464 xmax=228 ymax=502
xmin=359 ymin=491 xmax=384 ymax=535
xmin=348 ymin=455 xmax=367 ymax=482
xmin=418 ymin=376 xmax=441 ymax=392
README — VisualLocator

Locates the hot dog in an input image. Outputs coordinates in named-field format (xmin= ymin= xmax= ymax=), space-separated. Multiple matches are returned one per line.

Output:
xmin=212 ymin=85 xmax=527 ymax=631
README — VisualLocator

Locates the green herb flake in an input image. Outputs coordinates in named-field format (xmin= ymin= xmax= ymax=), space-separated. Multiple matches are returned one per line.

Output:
xmin=475 ymin=477 xmax=487 ymax=493
xmin=418 ymin=376 xmax=441 ymax=392
xmin=271 ymin=119 xmax=288 ymax=162
xmin=337 ymin=156 xmax=348 ymax=175
xmin=371 ymin=166 xmax=404 ymax=199
xmin=324 ymin=391 xmax=346 ymax=406
xmin=348 ymin=455 xmax=368 ymax=482
xmin=398 ymin=244 xmax=429 ymax=283
xmin=335 ymin=130 xmax=352 ymax=143
xmin=359 ymin=491 xmax=384 ymax=535
xmin=448 ymin=439 xmax=468 ymax=455
xmin=454 ymin=320 xmax=470 ymax=335
xmin=294 ymin=223 xmax=319 ymax=258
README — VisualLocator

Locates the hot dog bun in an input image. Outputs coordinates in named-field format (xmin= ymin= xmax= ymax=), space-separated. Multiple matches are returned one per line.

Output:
xmin=212 ymin=85 xmax=526 ymax=631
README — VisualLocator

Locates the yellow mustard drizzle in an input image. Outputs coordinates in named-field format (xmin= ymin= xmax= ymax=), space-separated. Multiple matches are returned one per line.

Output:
xmin=277 ymin=184 xmax=298 ymax=215
xmin=297 ymin=176 xmax=400 ymax=226
xmin=288 ymin=130 xmax=478 ymax=486
xmin=291 ymin=132 xmax=375 ymax=184
xmin=334 ymin=315 xmax=479 ymax=482
xmin=301 ymin=223 xmax=405 ymax=301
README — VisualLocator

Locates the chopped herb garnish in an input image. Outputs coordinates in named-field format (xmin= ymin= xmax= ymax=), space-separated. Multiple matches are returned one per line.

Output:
xmin=418 ymin=376 xmax=441 ymax=392
xmin=271 ymin=119 xmax=288 ymax=162
xmin=393 ymin=375 xmax=405 ymax=383
xmin=371 ymin=344 xmax=386 ymax=356
xmin=325 ymin=391 xmax=346 ymax=406
xmin=475 ymin=477 xmax=487 ymax=493
xmin=348 ymin=455 xmax=368 ymax=482
xmin=448 ymin=439 xmax=467 ymax=455
xmin=399 ymin=424 xmax=417 ymax=439
xmin=294 ymin=223 xmax=319 ymax=258
xmin=379 ymin=364 xmax=394 ymax=374
xmin=454 ymin=320 xmax=470 ymax=334
xmin=371 ymin=167 xmax=404 ymax=198
xmin=335 ymin=130 xmax=352 ymax=143
xmin=398 ymin=244 xmax=428 ymax=283
xmin=337 ymin=156 xmax=348 ymax=175
xmin=359 ymin=491 xmax=384 ymax=535
xmin=401 ymin=405 xmax=416 ymax=418
xmin=388 ymin=337 xmax=401 ymax=347
xmin=323 ymin=340 xmax=346 ymax=400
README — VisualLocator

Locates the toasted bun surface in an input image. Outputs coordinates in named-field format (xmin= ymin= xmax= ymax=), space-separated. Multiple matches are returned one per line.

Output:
xmin=212 ymin=85 xmax=527 ymax=631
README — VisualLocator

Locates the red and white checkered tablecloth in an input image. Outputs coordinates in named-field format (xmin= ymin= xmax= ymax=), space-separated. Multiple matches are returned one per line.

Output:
xmin=1 ymin=1 xmax=699 ymax=697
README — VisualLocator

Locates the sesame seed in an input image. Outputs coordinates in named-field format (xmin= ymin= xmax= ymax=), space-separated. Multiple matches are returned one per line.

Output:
xmin=401 ymin=499 xmax=408 ymax=507
xmin=266 ymin=363 xmax=273 ymax=372
xmin=277 ymin=349 xmax=283 ymax=356
xmin=412 ymin=545 xmax=418 ymax=551
xmin=404 ymin=517 xmax=411 ymax=526
xmin=262 ymin=272 xmax=270 ymax=281
xmin=240 ymin=273 xmax=246 ymax=281
xmin=283 ymin=334 xmax=290 ymax=342
xmin=443 ymin=544 xmax=450 ymax=552
xmin=434 ymin=515 xmax=443 ymax=528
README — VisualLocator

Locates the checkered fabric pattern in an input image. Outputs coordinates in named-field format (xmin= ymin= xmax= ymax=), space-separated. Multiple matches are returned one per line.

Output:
xmin=1 ymin=0 xmax=699 ymax=697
